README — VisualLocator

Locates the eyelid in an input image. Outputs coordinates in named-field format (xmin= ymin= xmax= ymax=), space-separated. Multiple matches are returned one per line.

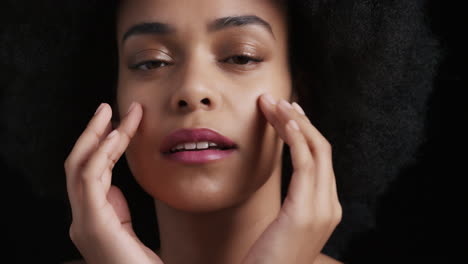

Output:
xmin=223 ymin=42 xmax=260 ymax=54
xmin=129 ymin=48 xmax=173 ymax=64
xmin=133 ymin=48 xmax=172 ymax=57
xmin=127 ymin=48 xmax=175 ymax=71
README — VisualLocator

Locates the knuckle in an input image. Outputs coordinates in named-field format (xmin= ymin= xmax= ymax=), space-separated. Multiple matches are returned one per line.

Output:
xmin=98 ymin=146 xmax=114 ymax=164
xmin=333 ymin=203 xmax=343 ymax=224
xmin=315 ymin=213 xmax=331 ymax=227
xmin=303 ymin=117 xmax=313 ymax=126
xmin=79 ymin=221 xmax=101 ymax=239
xmin=104 ymin=151 xmax=118 ymax=169
xmin=108 ymin=159 xmax=117 ymax=171
xmin=294 ymin=168 xmax=311 ymax=179
xmin=293 ymin=215 xmax=315 ymax=231
xmin=86 ymin=126 xmax=101 ymax=141
xmin=319 ymin=139 xmax=332 ymax=154
xmin=82 ymin=129 xmax=101 ymax=149
xmin=316 ymin=206 xmax=338 ymax=226
xmin=298 ymin=161 xmax=314 ymax=173
xmin=64 ymin=158 xmax=72 ymax=172
xmin=81 ymin=170 xmax=94 ymax=184
xmin=322 ymin=203 xmax=342 ymax=227
xmin=288 ymin=209 xmax=316 ymax=230
xmin=120 ymin=129 xmax=132 ymax=143
xmin=84 ymin=225 xmax=100 ymax=240
xmin=70 ymin=223 xmax=99 ymax=245
xmin=69 ymin=223 xmax=79 ymax=242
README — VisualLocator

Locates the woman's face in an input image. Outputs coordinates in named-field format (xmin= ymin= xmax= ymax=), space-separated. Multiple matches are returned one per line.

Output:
xmin=116 ymin=0 xmax=291 ymax=212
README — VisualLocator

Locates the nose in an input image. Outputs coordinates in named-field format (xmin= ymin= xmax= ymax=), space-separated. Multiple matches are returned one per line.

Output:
xmin=177 ymin=97 xmax=212 ymax=110
xmin=170 ymin=60 xmax=220 ymax=113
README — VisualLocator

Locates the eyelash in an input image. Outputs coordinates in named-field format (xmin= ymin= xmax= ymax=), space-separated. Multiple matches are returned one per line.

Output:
xmin=129 ymin=60 xmax=171 ymax=71
xmin=129 ymin=54 xmax=264 ymax=71
xmin=221 ymin=55 xmax=264 ymax=65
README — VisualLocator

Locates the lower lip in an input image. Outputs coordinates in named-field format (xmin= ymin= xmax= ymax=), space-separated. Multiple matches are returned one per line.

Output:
xmin=162 ymin=149 xmax=236 ymax=164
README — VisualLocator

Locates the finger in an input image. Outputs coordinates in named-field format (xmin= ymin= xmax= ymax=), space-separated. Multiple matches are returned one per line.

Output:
xmin=81 ymin=129 xmax=121 ymax=210
xmin=258 ymin=93 xmax=292 ymax=145
xmin=260 ymin=95 xmax=336 ymax=201
xmin=291 ymin=102 xmax=306 ymax=116
xmin=66 ymin=103 xmax=112 ymax=174
xmin=112 ymin=102 xmax=143 ymax=161
xmin=276 ymin=100 xmax=335 ymax=193
xmin=258 ymin=93 xmax=282 ymax=131
xmin=259 ymin=94 xmax=316 ymax=209
xmin=81 ymin=102 xmax=143 ymax=210
xmin=282 ymin=119 xmax=315 ymax=206
xmin=97 ymin=102 xmax=143 ymax=187
xmin=101 ymin=121 xmax=113 ymax=141
xmin=99 ymin=102 xmax=143 ymax=191
xmin=283 ymin=117 xmax=341 ymax=239
xmin=277 ymin=100 xmax=331 ymax=161
xmin=65 ymin=103 xmax=112 ymax=206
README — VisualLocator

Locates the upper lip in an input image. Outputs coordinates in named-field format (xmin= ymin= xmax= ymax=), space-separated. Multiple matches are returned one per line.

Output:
xmin=160 ymin=128 xmax=237 ymax=154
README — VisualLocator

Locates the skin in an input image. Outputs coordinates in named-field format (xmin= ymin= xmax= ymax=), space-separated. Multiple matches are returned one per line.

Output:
xmin=64 ymin=0 xmax=342 ymax=263
xmin=115 ymin=0 xmax=291 ymax=213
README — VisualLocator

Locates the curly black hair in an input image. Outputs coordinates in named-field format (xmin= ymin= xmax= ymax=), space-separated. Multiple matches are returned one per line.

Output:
xmin=0 ymin=0 xmax=441 ymax=261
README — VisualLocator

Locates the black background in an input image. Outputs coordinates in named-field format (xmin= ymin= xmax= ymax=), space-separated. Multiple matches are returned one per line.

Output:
xmin=1 ymin=0 xmax=466 ymax=263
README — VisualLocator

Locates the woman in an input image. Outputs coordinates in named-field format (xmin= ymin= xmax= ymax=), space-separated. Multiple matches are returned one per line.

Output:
xmin=64 ymin=0 xmax=342 ymax=263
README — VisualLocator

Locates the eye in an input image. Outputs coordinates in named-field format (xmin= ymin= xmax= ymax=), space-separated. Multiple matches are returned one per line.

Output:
xmin=223 ymin=55 xmax=263 ymax=65
xmin=129 ymin=60 xmax=171 ymax=71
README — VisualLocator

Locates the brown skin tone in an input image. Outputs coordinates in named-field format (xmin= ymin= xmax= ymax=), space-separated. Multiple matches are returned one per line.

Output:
xmin=116 ymin=0 xmax=290 ymax=213
xmin=64 ymin=0 xmax=342 ymax=263
xmin=117 ymin=1 xmax=291 ymax=262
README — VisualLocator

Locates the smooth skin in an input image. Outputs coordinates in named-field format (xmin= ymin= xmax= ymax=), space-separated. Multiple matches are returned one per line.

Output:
xmin=65 ymin=95 xmax=342 ymax=264
xmin=65 ymin=0 xmax=342 ymax=263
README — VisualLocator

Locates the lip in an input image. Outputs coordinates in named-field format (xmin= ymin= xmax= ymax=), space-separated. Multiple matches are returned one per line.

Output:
xmin=160 ymin=128 xmax=238 ymax=164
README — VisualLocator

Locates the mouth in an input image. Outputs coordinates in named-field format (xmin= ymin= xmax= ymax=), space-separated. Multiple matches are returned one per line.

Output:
xmin=160 ymin=128 xmax=238 ymax=164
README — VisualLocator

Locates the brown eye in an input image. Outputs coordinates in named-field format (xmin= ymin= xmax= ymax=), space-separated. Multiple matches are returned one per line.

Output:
xmin=224 ymin=55 xmax=263 ymax=65
xmin=130 ymin=60 xmax=170 ymax=71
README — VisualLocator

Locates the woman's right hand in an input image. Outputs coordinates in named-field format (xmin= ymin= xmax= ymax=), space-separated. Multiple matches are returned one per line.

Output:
xmin=64 ymin=102 xmax=163 ymax=264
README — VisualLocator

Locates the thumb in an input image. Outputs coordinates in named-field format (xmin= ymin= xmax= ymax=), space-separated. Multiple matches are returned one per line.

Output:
xmin=107 ymin=186 xmax=137 ymax=238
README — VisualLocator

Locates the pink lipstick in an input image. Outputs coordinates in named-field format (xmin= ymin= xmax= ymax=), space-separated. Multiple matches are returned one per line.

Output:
xmin=160 ymin=128 xmax=237 ymax=164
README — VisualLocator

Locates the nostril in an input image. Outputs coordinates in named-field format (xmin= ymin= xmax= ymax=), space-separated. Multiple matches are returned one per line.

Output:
xmin=178 ymin=100 xmax=188 ymax=107
xmin=201 ymin=98 xmax=210 ymax=105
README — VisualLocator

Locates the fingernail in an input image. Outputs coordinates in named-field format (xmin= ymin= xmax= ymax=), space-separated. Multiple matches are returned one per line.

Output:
xmin=279 ymin=99 xmax=293 ymax=110
xmin=126 ymin=102 xmax=137 ymax=114
xmin=263 ymin=93 xmax=276 ymax=105
xmin=292 ymin=102 xmax=306 ymax=115
xmin=107 ymin=130 xmax=118 ymax=139
xmin=94 ymin=103 xmax=105 ymax=115
xmin=287 ymin=120 xmax=300 ymax=131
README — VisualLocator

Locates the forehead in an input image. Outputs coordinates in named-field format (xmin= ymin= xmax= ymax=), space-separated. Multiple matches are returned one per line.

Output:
xmin=117 ymin=0 xmax=287 ymax=41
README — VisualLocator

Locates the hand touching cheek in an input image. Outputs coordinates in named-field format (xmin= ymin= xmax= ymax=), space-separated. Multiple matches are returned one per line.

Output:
xmin=241 ymin=94 xmax=342 ymax=264
xmin=64 ymin=102 xmax=163 ymax=264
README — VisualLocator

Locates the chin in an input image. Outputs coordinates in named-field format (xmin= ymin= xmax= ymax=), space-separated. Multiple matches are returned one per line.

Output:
xmin=127 ymin=162 xmax=250 ymax=213
xmin=126 ymin=130 xmax=282 ymax=213
xmin=153 ymin=178 xmax=253 ymax=213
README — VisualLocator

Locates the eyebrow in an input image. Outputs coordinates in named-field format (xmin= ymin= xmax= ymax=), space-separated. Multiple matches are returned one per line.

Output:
xmin=121 ymin=15 xmax=275 ymax=44
xmin=208 ymin=15 xmax=274 ymax=37
xmin=122 ymin=22 xmax=174 ymax=43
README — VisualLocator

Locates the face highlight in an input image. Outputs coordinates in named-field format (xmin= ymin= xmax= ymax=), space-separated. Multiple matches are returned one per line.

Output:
xmin=116 ymin=0 xmax=291 ymax=212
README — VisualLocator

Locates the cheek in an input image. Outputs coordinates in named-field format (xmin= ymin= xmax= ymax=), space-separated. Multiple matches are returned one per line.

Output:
xmin=116 ymin=82 xmax=137 ymax=122
xmin=123 ymin=97 xmax=283 ymax=212
xmin=236 ymin=62 xmax=292 ymax=101
xmin=120 ymin=67 xmax=289 ymax=212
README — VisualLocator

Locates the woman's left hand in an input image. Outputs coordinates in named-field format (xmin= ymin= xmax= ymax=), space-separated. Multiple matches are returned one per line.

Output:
xmin=242 ymin=93 xmax=343 ymax=264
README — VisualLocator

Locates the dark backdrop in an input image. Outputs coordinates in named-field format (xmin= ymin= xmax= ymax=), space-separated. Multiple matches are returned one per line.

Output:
xmin=1 ymin=0 xmax=466 ymax=263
